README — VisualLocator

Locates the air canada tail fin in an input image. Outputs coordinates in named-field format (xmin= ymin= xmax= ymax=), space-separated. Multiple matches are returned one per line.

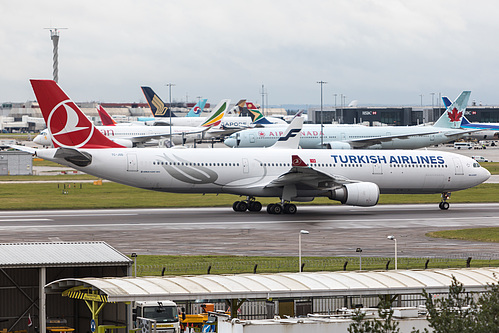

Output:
xmin=442 ymin=96 xmax=452 ymax=109
xmin=97 ymin=105 xmax=117 ymax=126
xmin=141 ymin=86 xmax=176 ymax=117
xmin=442 ymin=96 xmax=471 ymax=126
xmin=270 ymin=117 xmax=303 ymax=149
xmin=433 ymin=91 xmax=471 ymax=129
xmin=186 ymin=99 xmax=208 ymax=117
xmin=246 ymin=102 xmax=274 ymax=125
xmin=199 ymin=99 xmax=230 ymax=128
xmin=30 ymin=80 xmax=125 ymax=149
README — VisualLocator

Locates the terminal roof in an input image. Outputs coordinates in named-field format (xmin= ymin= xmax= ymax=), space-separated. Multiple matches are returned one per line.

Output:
xmin=0 ymin=242 xmax=132 ymax=268
xmin=46 ymin=267 xmax=499 ymax=301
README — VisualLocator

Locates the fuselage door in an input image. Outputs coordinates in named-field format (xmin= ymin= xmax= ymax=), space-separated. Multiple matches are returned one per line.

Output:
xmin=430 ymin=134 xmax=435 ymax=142
xmin=249 ymin=134 xmax=255 ymax=143
xmin=242 ymin=158 xmax=249 ymax=173
xmin=372 ymin=163 xmax=383 ymax=175
xmin=453 ymin=157 xmax=464 ymax=175
xmin=127 ymin=153 xmax=138 ymax=172
xmin=341 ymin=133 xmax=346 ymax=141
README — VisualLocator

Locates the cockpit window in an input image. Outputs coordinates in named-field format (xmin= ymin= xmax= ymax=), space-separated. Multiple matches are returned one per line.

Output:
xmin=473 ymin=162 xmax=480 ymax=168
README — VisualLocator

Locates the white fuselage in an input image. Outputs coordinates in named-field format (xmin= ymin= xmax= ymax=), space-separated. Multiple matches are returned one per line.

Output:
xmin=34 ymin=125 xmax=212 ymax=147
xmin=36 ymin=148 xmax=489 ymax=200
xmin=224 ymin=124 xmax=469 ymax=149
xmin=150 ymin=116 xmax=287 ymax=128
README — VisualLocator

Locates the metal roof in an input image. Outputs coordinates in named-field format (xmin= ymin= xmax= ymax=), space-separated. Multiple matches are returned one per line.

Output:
xmin=0 ymin=242 xmax=132 ymax=268
xmin=45 ymin=267 xmax=499 ymax=302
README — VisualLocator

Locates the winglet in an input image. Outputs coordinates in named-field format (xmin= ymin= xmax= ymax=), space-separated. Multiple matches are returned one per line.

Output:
xmin=200 ymin=99 xmax=230 ymax=128
xmin=434 ymin=91 xmax=471 ymax=128
xmin=291 ymin=155 xmax=308 ymax=167
xmin=141 ymin=86 xmax=176 ymax=117
xmin=270 ymin=117 xmax=303 ymax=149
xmin=30 ymin=79 xmax=125 ymax=149
xmin=97 ymin=105 xmax=117 ymax=126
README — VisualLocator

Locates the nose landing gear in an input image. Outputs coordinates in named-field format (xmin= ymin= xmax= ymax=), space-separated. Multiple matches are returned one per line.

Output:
xmin=439 ymin=192 xmax=451 ymax=210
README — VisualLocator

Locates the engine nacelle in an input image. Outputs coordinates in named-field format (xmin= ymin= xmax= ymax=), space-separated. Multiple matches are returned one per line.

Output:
xmin=326 ymin=141 xmax=352 ymax=149
xmin=329 ymin=182 xmax=379 ymax=206
xmin=111 ymin=139 xmax=134 ymax=148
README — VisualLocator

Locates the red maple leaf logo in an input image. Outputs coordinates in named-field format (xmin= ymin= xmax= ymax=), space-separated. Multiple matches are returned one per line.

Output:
xmin=447 ymin=107 xmax=463 ymax=122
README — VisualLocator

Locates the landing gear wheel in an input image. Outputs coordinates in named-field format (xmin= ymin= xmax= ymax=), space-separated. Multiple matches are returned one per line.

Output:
xmin=236 ymin=201 xmax=248 ymax=212
xmin=232 ymin=201 xmax=240 ymax=212
xmin=248 ymin=201 xmax=262 ymax=212
xmin=272 ymin=204 xmax=283 ymax=214
xmin=439 ymin=201 xmax=450 ymax=210
xmin=283 ymin=203 xmax=297 ymax=214
xmin=267 ymin=204 xmax=283 ymax=214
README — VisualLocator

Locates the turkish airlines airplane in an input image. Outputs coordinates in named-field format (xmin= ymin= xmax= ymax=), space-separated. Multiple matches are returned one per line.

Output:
xmin=224 ymin=91 xmax=475 ymax=149
xmin=33 ymin=99 xmax=231 ymax=147
xmin=17 ymin=80 xmax=490 ymax=214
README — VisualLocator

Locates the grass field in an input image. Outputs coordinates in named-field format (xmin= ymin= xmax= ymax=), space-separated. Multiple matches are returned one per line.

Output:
xmin=427 ymin=228 xmax=499 ymax=243
xmin=133 ymin=254 xmax=499 ymax=276
xmin=0 ymin=180 xmax=497 ymax=210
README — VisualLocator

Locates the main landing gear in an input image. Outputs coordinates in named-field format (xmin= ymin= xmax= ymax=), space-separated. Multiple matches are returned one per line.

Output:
xmin=232 ymin=198 xmax=298 ymax=214
xmin=439 ymin=192 xmax=451 ymax=210
xmin=233 ymin=197 xmax=263 ymax=212
xmin=267 ymin=202 xmax=297 ymax=215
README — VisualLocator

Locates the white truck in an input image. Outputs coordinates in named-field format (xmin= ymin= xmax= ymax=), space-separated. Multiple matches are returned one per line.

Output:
xmin=133 ymin=300 xmax=180 ymax=333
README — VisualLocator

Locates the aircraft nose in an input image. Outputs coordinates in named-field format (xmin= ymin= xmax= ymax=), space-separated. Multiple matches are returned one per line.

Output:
xmin=224 ymin=137 xmax=235 ymax=147
xmin=33 ymin=135 xmax=43 ymax=144
xmin=482 ymin=167 xmax=491 ymax=183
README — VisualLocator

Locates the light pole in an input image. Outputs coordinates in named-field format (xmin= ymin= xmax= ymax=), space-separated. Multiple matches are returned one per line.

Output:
xmin=299 ymin=230 xmax=309 ymax=272
xmin=165 ymin=83 xmax=175 ymax=144
xmin=317 ymin=81 xmax=327 ymax=148
xmin=387 ymin=236 xmax=397 ymax=270
xmin=356 ymin=248 xmax=363 ymax=270
xmin=131 ymin=252 xmax=138 ymax=277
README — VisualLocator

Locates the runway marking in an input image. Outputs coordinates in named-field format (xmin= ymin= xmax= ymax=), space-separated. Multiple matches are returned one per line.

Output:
xmin=0 ymin=216 xmax=497 ymax=230
xmin=0 ymin=213 xmax=138 ymax=218
xmin=0 ymin=219 xmax=53 ymax=222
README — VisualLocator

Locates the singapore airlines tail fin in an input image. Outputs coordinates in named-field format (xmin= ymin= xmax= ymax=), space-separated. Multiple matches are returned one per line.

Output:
xmin=97 ymin=105 xmax=117 ymax=126
xmin=30 ymin=79 xmax=125 ymax=149
xmin=270 ymin=117 xmax=303 ymax=149
xmin=141 ymin=86 xmax=176 ymax=118
xmin=199 ymin=99 xmax=230 ymax=128
xmin=186 ymin=99 xmax=208 ymax=117
xmin=433 ymin=91 xmax=471 ymax=128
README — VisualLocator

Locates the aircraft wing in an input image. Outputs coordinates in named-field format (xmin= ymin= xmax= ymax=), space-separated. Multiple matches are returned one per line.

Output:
xmin=264 ymin=155 xmax=352 ymax=190
xmin=339 ymin=129 xmax=442 ymax=148
xmin=444 ymin=128 xmax=485 ymax=137
xmin=9 ymin=145 xmax=37 ymax=154
xmin=126 ymin=128 xmax=210 ymax=144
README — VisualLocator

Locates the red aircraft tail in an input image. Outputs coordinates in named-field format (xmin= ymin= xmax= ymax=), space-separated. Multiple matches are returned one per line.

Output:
xmin=97 ymin=105 xmax=118 ymax=126
xmin=30 ymin=80 xmax=124 ymax=148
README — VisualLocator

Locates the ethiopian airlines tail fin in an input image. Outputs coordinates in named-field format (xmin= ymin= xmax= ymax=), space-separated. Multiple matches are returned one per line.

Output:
xmin=433 ymin=91 xmax=471 ymax=128
xmin=141 ymin=86 xmax=176 ymax=118
xmin=186 ymin=99 xmax=208 ymax=117
xmin=30 ymin=80 xmax=125 ymax=149
xmin=97 ymin=105 xmax=117 ymax=126
xmin=270 ymin=117 xmax=303 ymax=149
xmin=199 ymin=99 xmax=230 ymax=128
xmin=246 ymin=102 xmax=274 ymax=125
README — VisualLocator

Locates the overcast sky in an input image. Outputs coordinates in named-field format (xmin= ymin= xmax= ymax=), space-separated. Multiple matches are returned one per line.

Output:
xmin=1 ymin=0 xmax=498 ymax=106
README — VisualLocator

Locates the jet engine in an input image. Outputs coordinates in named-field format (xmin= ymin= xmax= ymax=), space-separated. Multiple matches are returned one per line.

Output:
xmin=326 ymin=142 xmax=352 ymax=149
xmin=110 ymin=139 xmax=134 ymax=148
xmin=329 ymin=182 xmax=379 ymax=206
